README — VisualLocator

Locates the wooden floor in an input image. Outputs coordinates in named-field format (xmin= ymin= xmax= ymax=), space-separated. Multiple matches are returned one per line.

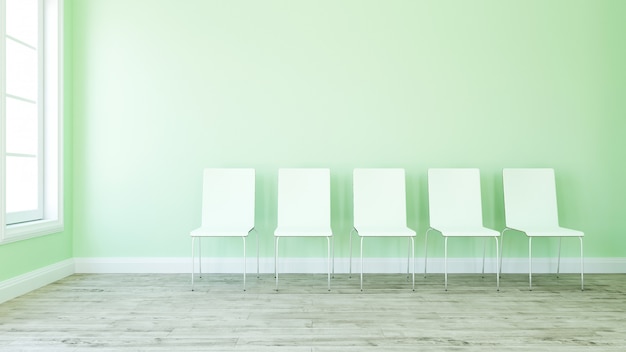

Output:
xmin=1 ymin=273 xmax=625 ymax=351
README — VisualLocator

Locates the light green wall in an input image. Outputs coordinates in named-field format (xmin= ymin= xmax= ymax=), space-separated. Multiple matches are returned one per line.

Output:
xmin=71 ymin=0 xmax=626 ymax=260
xmin=0 ymin=2 xmax=74 ymax=282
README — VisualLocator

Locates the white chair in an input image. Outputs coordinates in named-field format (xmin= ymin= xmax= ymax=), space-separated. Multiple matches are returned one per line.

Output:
xmin=425 ymin=168 xmax=500 ymax=291
xmin=501 ymin=168 xmax=584 ymax=290
xmin=274 ymin=168 xmax=333 ymax=291
xmin=350 ymin=168 xmax=416 ymax=291
xmin=190 ymin=168 xmax=257 ymax=291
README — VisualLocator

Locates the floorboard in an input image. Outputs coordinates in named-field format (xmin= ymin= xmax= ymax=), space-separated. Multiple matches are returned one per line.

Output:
xmin=0 ymin=273 xmax=625 ymax=351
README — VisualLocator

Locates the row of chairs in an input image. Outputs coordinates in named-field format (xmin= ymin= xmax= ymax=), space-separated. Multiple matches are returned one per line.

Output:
xmin=190 ymin=168 xmax=584 ymax=292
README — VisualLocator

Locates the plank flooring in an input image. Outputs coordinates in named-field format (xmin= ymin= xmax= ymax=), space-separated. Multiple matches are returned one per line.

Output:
xmin=1 ymin=273 xmax=625 ymax=351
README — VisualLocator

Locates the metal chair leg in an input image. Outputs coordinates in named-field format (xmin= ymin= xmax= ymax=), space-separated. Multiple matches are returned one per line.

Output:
xmin=444 ymin=237 xmax=448 ymax=291
xmin=557 ymin=237 xmax=562 ymax=278
xmin=410 ymin=237 xmax=415 ymax=291
xmin=360 ymin=237 xmax=364 ymax=291
xmin=495 ymin=237 xmax=500 ymax=291
xmin=198 ymin=237 xmax=202 ymax=278
xmin=242 ymin=237 xmax=247 ymax=291
xmin=482 ymin=238 xmax=487 ymax=278
xmin=499 ymin=228 xmax=510 ymax=279
xmin=191 ymin=237 xmax=195 ymax=291
xmin=349 ymin=229 xmax=354 ymax=278
xmin=529 ymin=237 xmax=533 ymax=291
xmin=580 ymin=237 xmax=584 ymax=291
xmin=331 ymin=235 xmax=335 ymax=279
xmin=406 ymin=237 xmax=411 ymax=280
xmin=424 ymin=229 xmax=430 ymax=277
xmin=327 ymin=237 xmax=331 ymax=291
xmin=275 ymin=237 xmax=279 ymax=291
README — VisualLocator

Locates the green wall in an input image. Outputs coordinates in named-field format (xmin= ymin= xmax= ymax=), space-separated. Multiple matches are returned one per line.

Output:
xmin=0 ymin=2 xmax=74 ymax=282
xmin=69 ymin=0 xmax=625 ymax=260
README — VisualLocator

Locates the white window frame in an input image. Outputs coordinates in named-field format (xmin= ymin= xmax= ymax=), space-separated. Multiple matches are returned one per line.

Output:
xmin=0 ymin=0 xmax=63 ymax=244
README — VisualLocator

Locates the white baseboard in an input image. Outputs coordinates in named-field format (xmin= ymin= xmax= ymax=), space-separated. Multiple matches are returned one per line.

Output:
xmin=0 ymin=259 xmax=74 ymax=304
xmin=2 ymin=257 xmax=625 ymax=303
xmin=73 ymin=257 xmax=626 ymax=274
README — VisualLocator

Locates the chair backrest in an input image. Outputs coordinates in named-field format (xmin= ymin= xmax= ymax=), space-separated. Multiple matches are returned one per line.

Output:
xmin=428 ymin=168 xmax=484 ymax=229
xmin=201 ymin=168 xmax=255 ymax=229
xmin=502 ymin=168 xmax=560 ymax=229
xmin=277 ymin=168 xmax=331 ymax=228
xmin=353 ymin=168 xmax=407 ymax=228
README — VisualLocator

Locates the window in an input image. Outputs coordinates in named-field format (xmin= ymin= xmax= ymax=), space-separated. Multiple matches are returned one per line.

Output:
xmin=4 ymin=0 xmax=43 ymax=225
xmin=1 ymin=0 xmax=63 ymax=243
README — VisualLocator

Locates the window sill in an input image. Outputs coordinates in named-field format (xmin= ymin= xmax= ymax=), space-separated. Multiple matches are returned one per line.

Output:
xmin=2 ymin=219 xmax=64 ymax=244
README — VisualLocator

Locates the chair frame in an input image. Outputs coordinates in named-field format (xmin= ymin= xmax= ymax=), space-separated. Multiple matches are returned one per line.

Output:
xmin=190 ymin=168 xmax=258 ymax=291
xmin=274 ymin=168 xmax=334 ymax=291
xmin=499 ymin=168 xmax=584 ymax=291
xmin=424 ymin=168 xmax=500 ymax=291
xmin=350 ymin=168 xmax=416 ymax=291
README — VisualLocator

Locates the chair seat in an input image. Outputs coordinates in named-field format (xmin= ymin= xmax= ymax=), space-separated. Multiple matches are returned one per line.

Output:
xmin=190 ymin=226 xmax=253 ymax=237
xmin=275 ymin=226 xmax=332 ymax=237
xmin=510 ymin=226 xmax=584 ymax=237
xmin=354 ymin=226 xmax=416 ymax=237
xmin=434 ymin=226 xmax=500 ymax=237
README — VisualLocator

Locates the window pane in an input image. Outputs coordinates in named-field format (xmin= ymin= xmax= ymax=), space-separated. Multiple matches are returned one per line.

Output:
xmin=6 ymin=156 xmax=40 ymax=213
xmin=6 ymin=97 xmax=38 ymax=155
xmin=6 ymin=0 xmax=39 ymax=47
xmin=5 ymin=38 xmax=38 ymax=101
